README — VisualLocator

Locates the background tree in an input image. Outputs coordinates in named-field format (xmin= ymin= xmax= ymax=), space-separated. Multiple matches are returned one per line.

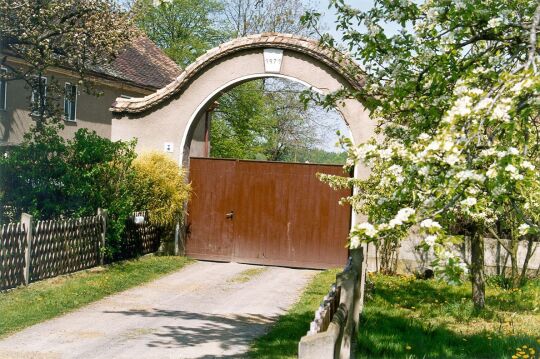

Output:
xmin=221 ymin=0 xmax=318 ymax=37
xmin=131 ymin=0 xmax=225 ymax=67
xmin=210 ymin=79 xmax=344 ymax=163
xmin=0 ymin=0 xmax=134 ymax=126
xmin=306 ymin=0 xmax=540 ymax=309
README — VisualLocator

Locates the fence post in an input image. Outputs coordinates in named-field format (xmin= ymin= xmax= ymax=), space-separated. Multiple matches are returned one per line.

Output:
xmin=97 ymin=208 xmax=108 ymax=266
xmin=21 ymin=213 xmax=33 ymax=286
xmin=174 ymin=221 xmax=180 ymax=256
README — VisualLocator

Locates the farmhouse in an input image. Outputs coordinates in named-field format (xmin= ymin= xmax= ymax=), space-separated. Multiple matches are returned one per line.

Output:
xmin=0 ymin=35 xmax=181 ymax=147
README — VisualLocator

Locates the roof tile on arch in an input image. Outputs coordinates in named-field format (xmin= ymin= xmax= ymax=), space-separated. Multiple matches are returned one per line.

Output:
xmin=110 ymin=32 xmax=364 ymax=114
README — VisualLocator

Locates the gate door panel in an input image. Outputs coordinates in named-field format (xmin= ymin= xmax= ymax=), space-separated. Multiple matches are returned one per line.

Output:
xmin=186 ymin=159 xmax=236 ymax=261
xmin=187 ymin=157 xmax=352 ymax=269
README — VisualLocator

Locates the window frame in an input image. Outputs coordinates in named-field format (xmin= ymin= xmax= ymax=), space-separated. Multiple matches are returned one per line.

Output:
xmin=64 ymin=82 xmax=77 ymax=122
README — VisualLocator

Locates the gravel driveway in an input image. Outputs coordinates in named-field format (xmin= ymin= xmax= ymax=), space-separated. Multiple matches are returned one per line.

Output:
xmin=0 ymin=261 xmax=317 ymax=359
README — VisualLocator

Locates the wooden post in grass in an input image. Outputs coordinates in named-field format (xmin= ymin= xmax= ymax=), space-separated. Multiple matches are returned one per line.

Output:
xmin=97 ymin=208 xmax=108 ymax=266
xmin=21 ymin=213 xmax=33 ymax=286
xmin=174 ymin=221 xmax=180 ymax=256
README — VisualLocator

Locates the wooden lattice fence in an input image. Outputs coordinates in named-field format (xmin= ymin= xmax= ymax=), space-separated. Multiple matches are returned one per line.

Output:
xmin=118 ymin=211 xmax=161 ymax=260
xmin=30 ymin=216 xmax=103 ymax=282
xmin=1 ymin=210 xmax=163 ymax=291
xmin=0 ymin=222 xmax=27 ymax=290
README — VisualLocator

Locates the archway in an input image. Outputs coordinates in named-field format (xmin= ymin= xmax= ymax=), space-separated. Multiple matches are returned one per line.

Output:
xmin=110 ymin=33 xmax=375 ymax=267
xmin=110 ymin=33 xmax=374 ymax=164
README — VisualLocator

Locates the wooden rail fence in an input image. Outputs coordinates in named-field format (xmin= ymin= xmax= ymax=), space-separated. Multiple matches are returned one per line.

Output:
xmin=0 ymin=209 xmax=161 ymax=291
xmin=0 ymin=221 xmax=27 ymax=290
xmin=298 ymin=248 xmax=366 ymax=359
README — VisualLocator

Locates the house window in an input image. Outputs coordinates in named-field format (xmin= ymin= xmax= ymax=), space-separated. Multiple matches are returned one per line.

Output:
xmin=31 ymin=76 xmax=47 ymax=115
xmin=0 ymin=68 xmax=7 ymax=110
xmin=64 ymin=83 xmax=77 ymax=122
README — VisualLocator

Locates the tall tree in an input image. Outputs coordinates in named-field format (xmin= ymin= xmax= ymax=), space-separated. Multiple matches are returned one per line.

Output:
xmin=132 ymin=0 xmax=225 ymax=66
xmin=211 ymin=78 xmax=340 ymax=162
xmin=221 ymin=0 xmax=318 ymax=37
xmin=307 ymin=0 xmax=540 ymax=309
xmin=0 ymin=0 xmax=134 ymax=126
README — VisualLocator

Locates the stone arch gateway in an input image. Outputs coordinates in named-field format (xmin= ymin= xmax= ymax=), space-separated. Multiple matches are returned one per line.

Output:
xmin=110 ymin=33 xmax=376 ymax=268
xmin=110 ymin=33 xmax=375 ymax=165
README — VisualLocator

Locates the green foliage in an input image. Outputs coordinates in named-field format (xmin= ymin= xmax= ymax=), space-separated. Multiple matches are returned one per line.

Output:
xmin=356 ymin=274 xmax=540 ymax=359
xmin=250 ymin=272 xmax=540 ymax=358
xmin=0 ymin=124 xmax=137 ymax=258
xmin=0 ymin=256 xmax=192 ymax=338
xmin=132 ymin=152 xmax=191 ymax=227
xmin=210 ymin=81 xmax=270 ymax=159
xmin=132 ymin=0 xmax=225 ymax=67
xmin=211 ymin=79 xmax=345 ymax=163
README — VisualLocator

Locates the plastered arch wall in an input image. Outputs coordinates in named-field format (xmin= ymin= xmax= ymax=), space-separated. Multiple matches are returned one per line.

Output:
xmin=110 ymin=33 xmax=376 ymax=169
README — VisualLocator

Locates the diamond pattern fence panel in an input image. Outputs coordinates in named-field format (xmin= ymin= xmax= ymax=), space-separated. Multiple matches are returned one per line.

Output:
xmin=117 ymin=211 xmax=161 ymax=261
xmin=30 ymin=216 xmax=102 ymax=282
xmin=0 ymin=223 xmax=26 ymax=291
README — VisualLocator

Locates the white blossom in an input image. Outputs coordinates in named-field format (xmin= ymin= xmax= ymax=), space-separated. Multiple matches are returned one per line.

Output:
xmin=505 ymin=164 xmax=523 ymax=180
xmin=487 ymin=17 xmax=502 ymax=28
xmin=424 ymin=235 xmax=437 ymax=246
xmin=492 ymin=103 xmax=511 ymax=122
xmin=460 ymin=197 xmax=477 ymax=207
xmin=518 ymin=223 xmax=530 ymax=236
xmin=358 ymin=222 xmax=378 ymax=237
xmin=350 ymin=235 xmax=361 ymax=249
xmin=420 ymin=218 xmax=442 ymax=229
xmin=522 ymin=161 xmax=535 ymax=171
xmin=445 ymin=154 xmax=460 ymax=165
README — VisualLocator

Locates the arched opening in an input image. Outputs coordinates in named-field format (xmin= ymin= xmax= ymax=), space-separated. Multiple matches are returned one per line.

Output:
xmin=183 ymin=74 xmax=351 ymax=167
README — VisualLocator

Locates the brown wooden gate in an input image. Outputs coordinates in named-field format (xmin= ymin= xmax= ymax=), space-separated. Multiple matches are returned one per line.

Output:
xmin=186 ymin=157 xmax=352 ymax=269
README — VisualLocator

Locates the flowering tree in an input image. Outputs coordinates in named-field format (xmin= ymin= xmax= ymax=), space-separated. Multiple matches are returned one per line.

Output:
xmin=0 ymin=0 xmax=134 ymax=126
xmin=305 ymin=0 xmax=540 ymax=309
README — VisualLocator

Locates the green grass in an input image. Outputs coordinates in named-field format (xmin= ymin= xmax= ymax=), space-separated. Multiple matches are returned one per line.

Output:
xmin=249 ymin=268 xmax=340 ymax=359
xmin=0 ymin=255 xmax=192 ymax=338
xmin=228 ymin=267 xmax=268 ymax=284
xmin=249 ymin=271 xmax=540 ymax=359
xmin=357 ymin=274 xmax=540 ymax=359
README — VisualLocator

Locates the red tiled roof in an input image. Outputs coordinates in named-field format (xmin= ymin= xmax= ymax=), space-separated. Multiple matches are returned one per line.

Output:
xmin=96 ymin=36 xmax=181 ymax=90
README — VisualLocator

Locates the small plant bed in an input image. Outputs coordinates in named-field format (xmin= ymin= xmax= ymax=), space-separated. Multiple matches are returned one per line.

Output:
xmin=358 ymin=273 xmax=540 ymax=359
xmin=0 ymin=255 xmax=192 ymax=338
xmin=249 ymin=268 xmax=340 ymax=359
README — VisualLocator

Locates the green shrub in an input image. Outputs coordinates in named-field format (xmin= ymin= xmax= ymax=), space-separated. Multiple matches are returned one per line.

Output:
xmin=0 ymin=124 xmax=137 ymax=258
xmin=131 ymin=151 xmax=191 ymax=228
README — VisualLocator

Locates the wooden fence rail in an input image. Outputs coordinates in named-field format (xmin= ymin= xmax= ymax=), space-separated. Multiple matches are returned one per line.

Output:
xmin=0 ymin=209 xmax=161 ymax=291
xmin=298 ymin=248 xmax=366 ymax=359
xmin=30 ymin=216 xmax=103 ymax=282
xmin=0 ymin=222 xmax=27 ymax=290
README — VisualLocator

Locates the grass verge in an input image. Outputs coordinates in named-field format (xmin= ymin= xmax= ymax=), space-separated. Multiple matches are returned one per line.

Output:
xmin=358 ymin=273 xmax=540 ymax=359
xmin=0 ymin=255 xmax=192 ymax=338
xmin=248 ymin=268 xmax=340 ymax=359
xmin=249 ymin=270 xmax=539 ymax=359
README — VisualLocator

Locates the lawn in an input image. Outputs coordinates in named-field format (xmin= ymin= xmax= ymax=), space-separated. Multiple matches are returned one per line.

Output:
xmin=0 ymin=255 xmax=192 ymax=338
xmin=250 ymin=270 xmax=540 ymax=359
xmin=358 ymin=273 xmax=540 ymax=359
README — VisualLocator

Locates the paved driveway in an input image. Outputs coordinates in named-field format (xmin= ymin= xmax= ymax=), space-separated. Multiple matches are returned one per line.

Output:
xmin=0 ymin=261 xmax=317 ymax=359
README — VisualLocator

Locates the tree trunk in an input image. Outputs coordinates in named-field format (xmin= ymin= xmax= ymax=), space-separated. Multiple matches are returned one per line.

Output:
xmin=470 ymin=230 xmax=485 ymax=310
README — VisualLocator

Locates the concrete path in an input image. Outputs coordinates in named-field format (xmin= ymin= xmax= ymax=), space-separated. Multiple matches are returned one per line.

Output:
xmin=0 ymin=261 xmax=317 ymax=359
